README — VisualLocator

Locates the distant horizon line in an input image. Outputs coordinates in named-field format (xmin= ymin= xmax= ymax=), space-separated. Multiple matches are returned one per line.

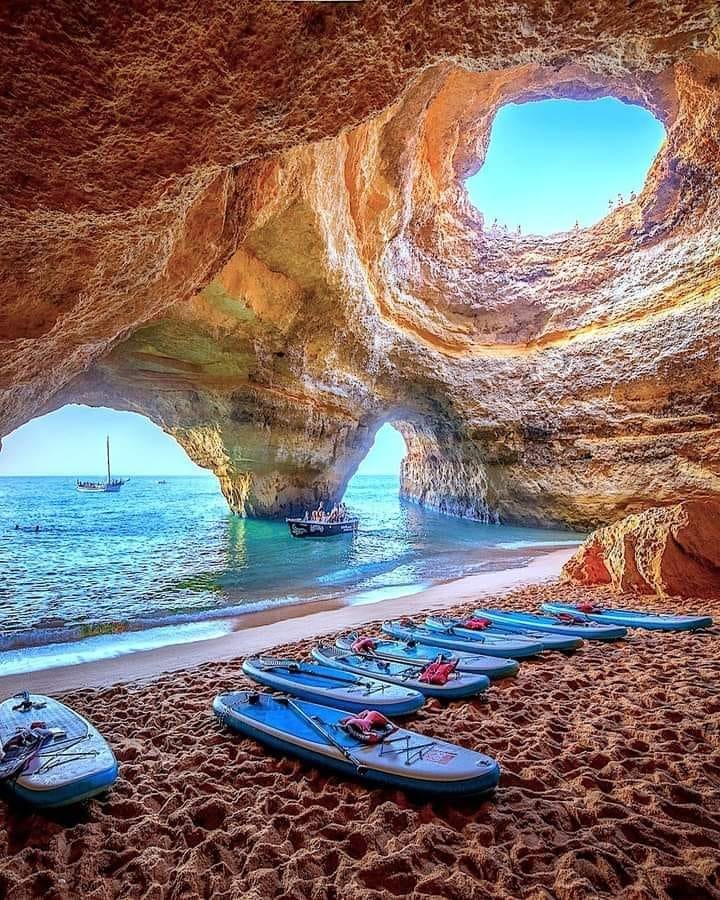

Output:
xmin=0 ymin=473 xmax=214 ymax=478
xmin=0 ymin=472 xmax=401 ymax=478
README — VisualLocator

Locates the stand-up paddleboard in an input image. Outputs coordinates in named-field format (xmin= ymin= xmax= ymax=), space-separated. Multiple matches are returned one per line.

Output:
xmin=312 ymin=645 xmax=490 ymax=699
xmin=425 ymin=615 xmax=583 ymax=653
xmin=382 ymin=619 xmax=543 ymax=659
xmin=214 ymin=691 xmax=500 ymax=797
xmin=541 ymin=602 xmax=714 ymax=632
xmin=474 ymin=607 xmax=627 ymax=641
xmin=242 ymin=657 xmax=424 ymax=715
xmin=335 ymin=632 xmax=519 ymax=680
xmin=0 ymin=692 xmax=118 ymax=808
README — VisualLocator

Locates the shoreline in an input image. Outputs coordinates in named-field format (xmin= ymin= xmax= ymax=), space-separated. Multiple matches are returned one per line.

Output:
xmin=0 ymin=546 xmax=575 ymax=696
xmin=1 ymin=540 xmax=580 ymax=654
xmin=1 ymin=569 xmax=717 ymax=898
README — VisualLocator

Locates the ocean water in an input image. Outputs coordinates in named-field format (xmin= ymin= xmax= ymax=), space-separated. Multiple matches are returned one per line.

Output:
xmin=0 ymin=475 xmax=583 ymax=671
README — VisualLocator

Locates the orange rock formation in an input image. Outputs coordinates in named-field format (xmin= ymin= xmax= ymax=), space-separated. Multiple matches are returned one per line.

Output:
xmin=1 ymin=4 xmax=719 ymax=524
xmin=562 ymin=499 xmax=720 ymax=597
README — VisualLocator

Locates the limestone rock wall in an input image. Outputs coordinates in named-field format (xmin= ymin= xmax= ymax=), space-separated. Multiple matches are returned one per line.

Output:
xmin=2 ymin=4 xmax=720 ymax=524
xmin=562 ymin=500 xmax=720 ymax=598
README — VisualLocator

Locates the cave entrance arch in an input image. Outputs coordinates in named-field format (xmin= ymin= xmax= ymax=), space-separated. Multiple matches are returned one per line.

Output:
xmin=0 ymin=404 xmax=216 ymax=480
xmin=348 ymin=422 xmax=408 ymax=484
xmin=465 ymin=96 xmax=665 ymax=235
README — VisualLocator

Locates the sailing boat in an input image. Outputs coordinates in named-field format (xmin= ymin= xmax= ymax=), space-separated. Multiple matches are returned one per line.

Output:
xmin=76 ymin=436 xmax=127 ymax=493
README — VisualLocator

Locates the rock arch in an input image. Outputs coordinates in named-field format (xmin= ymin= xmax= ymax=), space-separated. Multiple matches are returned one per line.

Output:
xmin=1 ymin=5 xmax=719 ymax=527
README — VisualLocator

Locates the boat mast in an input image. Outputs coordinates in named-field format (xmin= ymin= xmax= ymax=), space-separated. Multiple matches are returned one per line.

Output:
xmin=106 ymin=435 xmax=111 ymax=484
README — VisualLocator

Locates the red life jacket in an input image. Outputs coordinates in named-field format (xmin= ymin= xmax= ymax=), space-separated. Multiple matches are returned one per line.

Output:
xmin=418 ymin=657 xmax=458 ymax=685
xmin=351 ymin=636 xmax=376 ymax=654
xmin=576 ymin=601 xmax=603 ymax=614
xmin=340 ymin=709 xmax=396 ymax=744
xmin=461 ymin=617 xmax=492 ymax=630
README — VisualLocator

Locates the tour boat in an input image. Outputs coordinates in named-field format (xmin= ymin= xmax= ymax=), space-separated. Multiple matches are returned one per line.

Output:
xmin=76 ymin=436 xmax=127 ymax=493
xmin=286 ymin=518 xmax=358 ymax=538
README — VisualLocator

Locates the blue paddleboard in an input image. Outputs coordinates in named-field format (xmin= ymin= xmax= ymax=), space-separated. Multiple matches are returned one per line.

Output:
xmin=473 ymin=607 xmax=627 ymax=641
xmin=242 ymin=656 xmax=424 ymax=715
xmin=383 ymin=619 xmax=542 ymax=659
xmin=214 ymin=691 xmax=500 ymax=797
xmin=312 ymin=645 xmax=490 ymax=699
xmin=425 ymin=615 xmax=583 ymax=653
xmin=541 ymin=602 xmax=714 ymax=632
xmin=335 ymin=632 xmax=519 ymax=680
xmin=0 ymin=692 xmax=118 ymax=808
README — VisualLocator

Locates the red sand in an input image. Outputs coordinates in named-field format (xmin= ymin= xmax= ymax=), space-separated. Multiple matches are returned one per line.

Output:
xmin=1 ymin=580 xmax=719 ymax=899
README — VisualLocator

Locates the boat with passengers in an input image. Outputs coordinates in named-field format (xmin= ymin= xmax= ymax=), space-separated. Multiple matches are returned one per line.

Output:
xmin=76 ymin=436 xmax=127 ymax=493
xmin=286 ymin=500 xmax=357 ymax=538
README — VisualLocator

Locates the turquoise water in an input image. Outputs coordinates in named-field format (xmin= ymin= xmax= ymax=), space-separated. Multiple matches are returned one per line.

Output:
xmin=0 ymin=475 xmax=582 ymax=663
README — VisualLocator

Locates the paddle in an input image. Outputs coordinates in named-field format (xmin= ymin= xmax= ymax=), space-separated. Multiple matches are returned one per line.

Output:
xmin=427 ymin=618 xmax=478 ymax=639
xmin=324 ymin=645 xmax=421 ymax=677
xmin=336 ymin=643 xmax=427 ymax=671
xmin=275 ymin=695 xmax=368 ymax=775
xmin=256 ymin=661 xmax=355 ymax=684
xmin=341 ymin=633 xmax=454 ymax=669
xmin=324 ymin=646 xmax=454 ymax=685
xmin=548 ymin=612 xmax=595 ymax=627
xmin=353 ymin=645 xmax=442 ymax=669
xmin=255 ymin=659 xmax=383 ymax=692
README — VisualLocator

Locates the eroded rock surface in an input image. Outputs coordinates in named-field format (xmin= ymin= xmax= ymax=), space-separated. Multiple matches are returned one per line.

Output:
xmin=562 ymin=500 xmax=720 ymax=597
xmin=2 ymin=4 xmax=720 ymax=524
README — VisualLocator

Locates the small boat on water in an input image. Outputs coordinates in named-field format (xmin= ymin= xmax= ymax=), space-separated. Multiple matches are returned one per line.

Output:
xmin=214 ymin=691 xmax=500 ymax=797
xmin=76 ymin=436 xmax=127 ymax=493
xmin=286 ymin=518 xmax=358 ymax=538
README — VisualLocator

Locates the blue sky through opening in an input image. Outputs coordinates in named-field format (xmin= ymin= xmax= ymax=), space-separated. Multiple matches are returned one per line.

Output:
xmin=1 ymin=100 xmax=665 ymax=475
xmin=465 ymin=97 xmax=665 ymax=234
xmin=352 ymin=423 xmax=407 ymax=478
xmin=0 ymin=407 xmax=409 ymax=478
xmin=0 ymin=406 xmax=207 ymax=477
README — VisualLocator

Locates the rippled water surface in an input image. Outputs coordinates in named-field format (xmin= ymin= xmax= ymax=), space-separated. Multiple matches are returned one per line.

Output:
xmin=0 ymin=475 xmax=582 ymax=650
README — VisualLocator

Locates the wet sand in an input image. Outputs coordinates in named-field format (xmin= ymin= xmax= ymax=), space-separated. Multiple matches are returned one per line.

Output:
xmin=1 ymin=577 xmax=719 ymax=898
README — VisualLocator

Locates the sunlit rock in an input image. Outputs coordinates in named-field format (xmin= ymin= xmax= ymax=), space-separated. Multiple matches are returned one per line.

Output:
xmin=1 ymin=6 xmax=719 ymax=524
xmin=562 ymin=500 xmax=720 ymax=597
